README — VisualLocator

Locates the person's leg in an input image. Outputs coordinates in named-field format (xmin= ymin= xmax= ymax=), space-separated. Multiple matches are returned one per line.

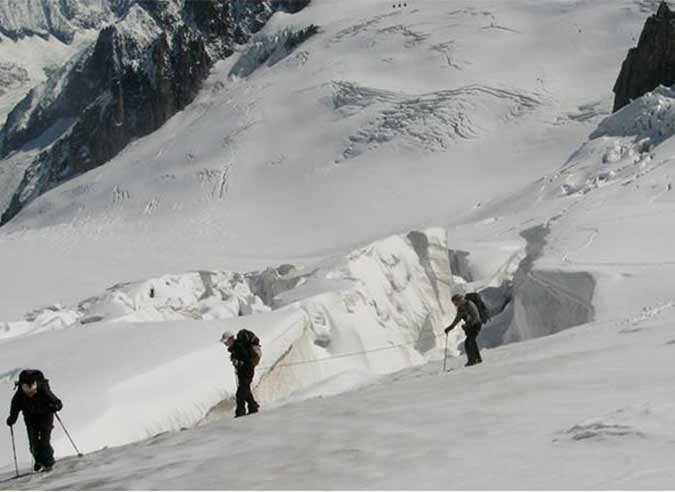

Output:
xmin=25 ymin=423 xmax=40 ymax=469
xmin=465 ymin=331 xmax=478 ymax=365
xmin=474 ymin=328 xmax=483 ymax=363
xmin=36 ymin=424 xmax=55 ymax=468
xmin=239 ymin=374 xmax=258 ymax=414
xmin=246 ymin=376 xmax=259 ymax=414
xmin=235 ymin=377 xmax=247 ymax=417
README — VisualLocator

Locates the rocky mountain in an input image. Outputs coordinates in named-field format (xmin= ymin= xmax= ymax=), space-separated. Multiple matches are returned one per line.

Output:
xmin=0 ymin=0 xmax=311 ymax=225
xmin=0 ymin=61 xmax=28 ymax=97
xmin=0 ymin=0 xmax=132 ymax=44
xmin=613 ymin=1 xmax=675 ymax=111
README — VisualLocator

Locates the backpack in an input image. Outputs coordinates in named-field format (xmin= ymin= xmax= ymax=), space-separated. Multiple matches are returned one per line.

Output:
xmin=465 ymin=292 xmax=490 ymax=324
xmin=237 ymin=329 xmax=262 ymax=367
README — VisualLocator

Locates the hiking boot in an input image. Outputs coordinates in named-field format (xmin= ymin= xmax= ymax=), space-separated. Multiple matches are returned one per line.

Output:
xmin=248 ymin=405 xmax=259 ymax=415
xmin=464 ymin=361 xmax=476 ymax=367
xmin=42 ymin=465 xmax=53 ymax=473
xmin=33 ymin=463 xmax=43 ymax=473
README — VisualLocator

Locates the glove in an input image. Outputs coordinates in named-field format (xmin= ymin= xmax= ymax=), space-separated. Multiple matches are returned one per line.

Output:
xmin=6 ymin=416 xmax=16 ymax=427
xmin=232 ymin=359 xmax=244 ymax=368
xmin=444 ymin=327 xmax=451 ymax=335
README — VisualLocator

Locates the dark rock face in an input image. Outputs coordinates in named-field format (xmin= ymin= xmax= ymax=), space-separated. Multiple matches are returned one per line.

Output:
xmin=0 ymin=0 xmax=311 ymax=225
xmin=613 ymin=1 xmax=675 ymax=112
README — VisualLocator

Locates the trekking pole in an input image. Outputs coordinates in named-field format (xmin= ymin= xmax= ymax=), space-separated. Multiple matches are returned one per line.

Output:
xmin=443 ymin=332 xmax=449 ymax=372
xmin=55 ymin=413 xmax=83 ymax=457
xmin=9 ymin=426 xmax=19 ymax=478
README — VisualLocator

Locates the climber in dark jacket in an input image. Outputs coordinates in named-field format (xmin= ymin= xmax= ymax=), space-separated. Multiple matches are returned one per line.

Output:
xmin=445 ymin=294 xmax=483 ymax=366
xmin=221 ymin=330 xmax=260 ymax=418
xmin=6 ymin=369 xmax=63 ymax=472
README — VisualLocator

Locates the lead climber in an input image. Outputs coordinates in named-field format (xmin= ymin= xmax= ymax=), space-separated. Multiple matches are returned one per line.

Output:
xmin=445 ymin=294 xmax=484 ymax=366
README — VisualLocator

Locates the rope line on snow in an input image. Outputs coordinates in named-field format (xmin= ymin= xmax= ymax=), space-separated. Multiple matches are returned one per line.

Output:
xmin=257 ymin=330 xmax=451 ymax=372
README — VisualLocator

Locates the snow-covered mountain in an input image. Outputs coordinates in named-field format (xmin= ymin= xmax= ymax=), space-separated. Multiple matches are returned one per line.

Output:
xmin=0 ymin=0 xmax=131 ymax=43
xmin=2 ymin=0 xmax=675 ymax=488
xmin=0 ymin=0 xmax=312 ymax=224
xmin=0 ymin=0 xmax=129 ymax=125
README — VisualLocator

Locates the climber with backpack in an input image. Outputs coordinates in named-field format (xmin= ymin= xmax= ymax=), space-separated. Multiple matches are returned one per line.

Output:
xmin=221 ymin=329 xmax=262 ymax=418
xmin=445 ymin=293 xmax=490 ymax=367
xmin=6 ymin=369 xmax=63 ymax=472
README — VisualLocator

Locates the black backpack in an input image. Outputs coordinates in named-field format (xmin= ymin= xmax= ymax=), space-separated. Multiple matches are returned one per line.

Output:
xmin=465 ymin=292 xmax=490 ymax=324
xmin=237 ymin=329 xmax=262 ymax=366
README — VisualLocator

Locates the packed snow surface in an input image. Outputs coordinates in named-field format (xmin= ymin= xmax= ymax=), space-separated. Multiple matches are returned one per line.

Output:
xmin=3 ymin=311 xmax=675 ymax=489
xmin=2 ymin=0 xmax=675 ymax=489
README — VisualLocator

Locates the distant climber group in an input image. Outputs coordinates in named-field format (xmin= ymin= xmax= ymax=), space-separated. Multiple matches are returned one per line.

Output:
xmin=4 ymin=330 xmax=263 ymax=476
xmin=5 ymin=291 xmax=486 ymax=474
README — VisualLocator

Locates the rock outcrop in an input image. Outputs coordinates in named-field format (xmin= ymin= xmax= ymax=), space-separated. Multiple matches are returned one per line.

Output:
xmin=613 ymin=1 xmax=675 ymax=112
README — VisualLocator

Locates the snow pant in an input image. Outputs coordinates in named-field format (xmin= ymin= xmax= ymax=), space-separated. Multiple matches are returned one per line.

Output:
xmin=463 ymin=324 xmax=482 ymax=364
xmin=25 ymin=415 xmax=55 ymax=467
xmin=235 ymin=372 xmax=259 ymax=417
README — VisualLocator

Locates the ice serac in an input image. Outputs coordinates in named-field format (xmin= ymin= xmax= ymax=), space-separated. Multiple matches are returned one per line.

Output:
xmin=502 ymin=225 xmax=595 ymax=344
xmin=0 ymin=0 xmax=312 ymax=225
xmin=250 ymin=227 xmax=458 ymax=407
xmin=613 ymin=1 xmax=675 ymax=112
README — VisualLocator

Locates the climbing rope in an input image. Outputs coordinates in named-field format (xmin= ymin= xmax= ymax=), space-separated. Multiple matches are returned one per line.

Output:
xmin=257 ymin=330 xmax=449 ymax=372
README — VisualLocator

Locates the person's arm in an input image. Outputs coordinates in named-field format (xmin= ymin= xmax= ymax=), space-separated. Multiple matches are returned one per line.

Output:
xmin=445 ymin=311 xmax=461 ymax=334
xmin=41 ymin=380 xmax=63 ymax=412
xmin=6 ymin=392 xmax=21 ymax=426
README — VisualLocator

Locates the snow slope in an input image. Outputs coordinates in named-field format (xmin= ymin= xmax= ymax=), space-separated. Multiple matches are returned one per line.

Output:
xmin=3 ymin=306 xmax=675 ymax=489
xmin=451 ymin=82 xmax=675 ymax=337
xmin=1 ymin=0 xmax=675 ymax=488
